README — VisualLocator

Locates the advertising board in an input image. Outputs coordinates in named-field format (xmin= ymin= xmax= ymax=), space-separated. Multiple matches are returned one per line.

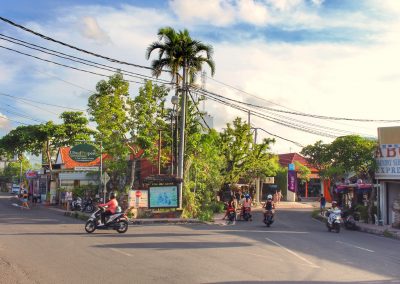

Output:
xmin=148 ymin=186 xmax=178 ymax=208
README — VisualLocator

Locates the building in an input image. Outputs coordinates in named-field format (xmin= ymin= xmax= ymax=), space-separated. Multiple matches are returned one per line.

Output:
xmin=278 ymin=153 xmax=322 ymax=198
xmin=375 ymin=126 xmax=400 ymax=226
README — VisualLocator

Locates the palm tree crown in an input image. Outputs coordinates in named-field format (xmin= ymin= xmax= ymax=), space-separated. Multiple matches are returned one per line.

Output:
xmin=146 ymin=27 xmax=215 ymax=84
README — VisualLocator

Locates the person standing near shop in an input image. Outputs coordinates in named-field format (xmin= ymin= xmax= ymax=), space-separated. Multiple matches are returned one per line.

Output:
xmin=319 ymin=194 xmax=326 ymax=215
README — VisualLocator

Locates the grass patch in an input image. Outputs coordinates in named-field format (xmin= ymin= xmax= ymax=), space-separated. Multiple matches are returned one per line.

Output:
xmin=383 ymin=229 xmax=395 ymax=238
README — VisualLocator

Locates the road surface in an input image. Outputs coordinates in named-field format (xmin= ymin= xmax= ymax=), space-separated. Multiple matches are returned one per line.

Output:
xmin=0 ymin=193 xmax=399 ymax=284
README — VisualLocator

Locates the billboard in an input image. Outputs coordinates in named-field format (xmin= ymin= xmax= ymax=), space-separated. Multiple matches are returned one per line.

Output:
xmin=69 ymin=144 xmax=98 ymax=162
xmin=375 ymin=144 xmax=400 ymax=179
xmin=288 ymin=170 xmax=297 ymax=193
xmin=149 ymin=186 xmax=179 ymax=208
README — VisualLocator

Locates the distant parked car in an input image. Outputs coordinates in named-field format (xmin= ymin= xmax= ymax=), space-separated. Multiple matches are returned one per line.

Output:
xmin=11 ymin=184 xmax=20 ymax=195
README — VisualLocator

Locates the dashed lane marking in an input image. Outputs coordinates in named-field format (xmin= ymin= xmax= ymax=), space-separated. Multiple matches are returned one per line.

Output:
xmin=336 ymin=241 xmax=375 ymax=253
xmin=265 ymin=237 xmax=320 ymax=268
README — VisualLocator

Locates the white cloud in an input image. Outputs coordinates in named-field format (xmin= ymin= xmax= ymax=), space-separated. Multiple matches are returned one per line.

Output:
xmin=266 ymin=0 xmax=303 ymax=12
xmin=169 ymin=0 xmax=235 ymax=27
xmin=0 ymin=113 xmax=11 ymax=129
xmin=237 ymin=0 xmax=269 ymax=25
xmin=80 ymin=16 xmax=111 ymax=43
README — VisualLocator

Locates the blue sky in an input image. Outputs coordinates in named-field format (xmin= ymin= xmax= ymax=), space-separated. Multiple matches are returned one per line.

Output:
xmin=1 ymin=0 xmax=400 ymax=153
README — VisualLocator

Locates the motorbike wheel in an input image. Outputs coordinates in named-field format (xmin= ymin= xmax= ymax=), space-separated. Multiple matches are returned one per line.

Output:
xmin=327 ymin=222 xmax=332 ymax=232
xmin=116 ymin=220 xmax=129 ymax=233
xmin=334 ymin=223 xmax=341 ymax=233
xmin=85 ymin=220 xmax=96 ymax=233
xmin=85 ymin=204 xmax=95 ymax=213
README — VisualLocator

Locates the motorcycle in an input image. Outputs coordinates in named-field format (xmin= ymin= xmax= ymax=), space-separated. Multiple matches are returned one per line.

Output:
xmin=227 ymin=207 xmax=236 ymax=223
xmin=84 ymin=206 xmax=129 ymax=234
xmin=326 ymin=209 xmax=342 ymax=233
xmin=242 ymin=207 xmax=252 ymax=221
xmin=263 ymin=210 xmax=274 ymax=227
xmin=71 ymin=197 xmax=82 ymax=211
xmin=81 ymin=198 xmax=95 ymax=213
xmin=342 ymin=210 xmax=357 ymax=230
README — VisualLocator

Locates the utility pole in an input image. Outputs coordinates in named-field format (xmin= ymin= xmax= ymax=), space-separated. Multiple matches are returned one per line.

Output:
xmin=158 ymin=129 xmax=162 ymax=175
xmin=177 ymin=61 xmax=187 ymax=209
xmin=254 ymin=128 xmax=258 ymax=145
xmin=248 ymin=110 xmax=251 ymax=126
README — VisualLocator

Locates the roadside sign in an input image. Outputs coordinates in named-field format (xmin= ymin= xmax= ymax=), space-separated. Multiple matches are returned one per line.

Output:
xmin=103 ymin=172 xmax=110 ymax=185
xmin=135 ymin=190 xmax=142 ymax=197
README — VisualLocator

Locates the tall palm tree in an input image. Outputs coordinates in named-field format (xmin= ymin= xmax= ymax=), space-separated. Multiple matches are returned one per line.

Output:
xmin=146 ymin=27 xmax=215 ymax=84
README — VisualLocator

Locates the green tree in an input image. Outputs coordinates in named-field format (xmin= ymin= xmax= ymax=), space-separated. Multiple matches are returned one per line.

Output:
xmin=146 ymin=26 xmax=215 ymax=84
xmin=220 ymin=117 xmax=278 ymax=188
xmin=301 ymin=140 xmax=332 ymax=179
xmin=294 ymin=161 xmax=311 ymax=185
xmin=3 ymin=156 xmax=31 ymax=184
xmin=88 ymin=73 xmax=131 ymax=191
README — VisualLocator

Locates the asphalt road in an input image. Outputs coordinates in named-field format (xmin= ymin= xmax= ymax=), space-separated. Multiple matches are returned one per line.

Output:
xmin=1 ymin=192 xmax=399 ymax=284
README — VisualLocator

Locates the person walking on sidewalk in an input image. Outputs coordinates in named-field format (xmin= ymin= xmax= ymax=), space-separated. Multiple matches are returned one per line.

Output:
xmin=319 ymin=194 xmax=326 ymax=215
xmin=21 ymin=189 xmax=30 ymax=209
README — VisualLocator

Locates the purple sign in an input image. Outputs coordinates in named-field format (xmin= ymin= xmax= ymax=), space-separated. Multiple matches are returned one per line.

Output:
xmin=288 ymin=170 xmax=297 ymax=192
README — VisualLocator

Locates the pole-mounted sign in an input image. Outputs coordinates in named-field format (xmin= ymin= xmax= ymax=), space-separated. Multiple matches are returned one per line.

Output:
xmin=69 ymin=144 xmax=98 ymax=163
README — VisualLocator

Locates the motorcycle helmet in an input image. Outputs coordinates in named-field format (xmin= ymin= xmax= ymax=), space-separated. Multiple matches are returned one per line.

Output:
xmin=332 ymin=201 xmax=337 ymax=206
xmin=267 ymin=194 xmax=272 ymax=200
xmin=245 ymin=194 xmax=250 ymax=199
xmin=110 ymin=192 xmax=116 ymax=199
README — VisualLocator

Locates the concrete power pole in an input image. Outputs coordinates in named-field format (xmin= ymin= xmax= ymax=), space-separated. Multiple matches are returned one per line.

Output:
xmin=177 ymin=62 xmax=187 ymax=209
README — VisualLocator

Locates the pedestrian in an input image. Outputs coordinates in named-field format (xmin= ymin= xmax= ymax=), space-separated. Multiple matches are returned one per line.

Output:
xmin=319 ymin=194 xmax=326 ymax=215
xmin=277 ymin=190 xmax=282 ymax=203
xmin=21 ymin=189 xmax=30 ymax=209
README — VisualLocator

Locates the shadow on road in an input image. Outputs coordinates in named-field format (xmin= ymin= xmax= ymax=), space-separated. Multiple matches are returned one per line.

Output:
xmin=206 ymin=281 xmax=400 ymax=284
xmin=93 ymin=241 xmax=252 ymax=250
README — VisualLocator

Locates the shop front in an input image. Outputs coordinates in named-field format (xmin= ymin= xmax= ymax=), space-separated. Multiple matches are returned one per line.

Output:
xmin=375 ymin=126 xmax=400 ymax=227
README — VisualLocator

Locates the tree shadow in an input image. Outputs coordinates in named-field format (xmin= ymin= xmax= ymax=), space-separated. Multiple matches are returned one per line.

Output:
xmin=93 ymin=241 xmax=252 ymax=250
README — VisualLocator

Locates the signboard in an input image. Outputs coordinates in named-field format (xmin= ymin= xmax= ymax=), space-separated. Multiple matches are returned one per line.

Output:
xmin=148 ymin=186 xmax=179 ymax=208
xmin=74 ymin=166 xmax=99 ymax=171
xmin=103 ymin=172 xmax=110 ymax=185
xmin=375 ymin=144 xmax=400 ymax=179
xmin=25 ymin=170 xmax=38 ymax=179
xmin=128 ymin=190 xmax=148 ymax=208
xmin=288 ymin=170 xmax=297 ymax=193
xmin=264 ymin=177 xmax=275 ymax=184
xmin=69 ymin=144 xmax=98 ymax=163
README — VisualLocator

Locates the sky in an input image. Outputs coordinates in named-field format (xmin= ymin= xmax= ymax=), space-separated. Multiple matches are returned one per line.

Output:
xmin=1 ymin=0 xmax=400 ymax=155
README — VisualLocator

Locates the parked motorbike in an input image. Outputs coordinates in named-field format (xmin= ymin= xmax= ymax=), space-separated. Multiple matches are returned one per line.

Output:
xmin=326 ymin=209 xmax=342 ymax=233
xmin=71 ymin=197 xmax=82 ymax=211
xmin=81 ymin=198 xmax=95 ymax=213
xmin=84 ymin=206 xmax=129 ymax=234
xmin=263 ymin=210 xmax=274 ymax=227
xmin=71 ymin=197 xmax=95 ymax=213
xmin=342 ymin=210 xmax=357 ymax=230
xmin=242 ymin=207 xmax=252 ymax=221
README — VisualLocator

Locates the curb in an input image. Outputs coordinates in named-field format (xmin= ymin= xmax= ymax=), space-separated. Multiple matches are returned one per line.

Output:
xmin=130 ymin=219 xmax=204 ymax=225
xmin=64 ymin=211 xmax=90 ymax=221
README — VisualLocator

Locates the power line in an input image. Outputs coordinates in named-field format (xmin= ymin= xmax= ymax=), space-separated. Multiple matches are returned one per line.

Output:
xmin=188 ymin=89 xmax=211 ymax=130
xmin=254 ymin=127 xmax=304 ymax=148
xmin=0 ymin=105 xmax=45 ymax=123
xmin=0 ymin=45 xmax=145 ymax=85
xmin=0 ymin=92 xmax=85 ymax=112
xmin=0 ymin=34 xmax=173 ymax=85
xmin=0 ymin=114 xmax=29 ymax=125
xmin=0 ymin=16 xmax=163 ymax=72
xmin=200 ymin=87 xmax=400 ymax=123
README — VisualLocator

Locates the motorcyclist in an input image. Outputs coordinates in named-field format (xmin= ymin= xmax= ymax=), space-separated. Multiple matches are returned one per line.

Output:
xmin=327 ymin=200 xmax=340 ymax=224
xmin=99 ymin=193 xmax=118 ymax=225
xmin=241 ymin=194 xmax=252 ymax=219
xmin=263 ymin=194 xmax=275 ymax=221
xmin=222 ymin=197 xmax=236 ymax=220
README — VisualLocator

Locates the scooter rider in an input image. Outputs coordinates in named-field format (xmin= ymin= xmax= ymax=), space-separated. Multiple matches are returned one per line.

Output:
xmin=327 ymin=200 xmax=339 ymax=223
xmin=241 ymin=194 xmax=252 ymax=217
xmin=263 ymin=194 xmax=275 ymax=221
xmin=99 ymin=193 xmax=118 ymax=225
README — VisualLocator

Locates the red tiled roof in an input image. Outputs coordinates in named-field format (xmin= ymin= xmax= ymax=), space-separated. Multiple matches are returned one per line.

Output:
xmin=58 ymin=147 xmax=108 ymax=169
xmin=278 ymin=153 xmax=318 ymax=173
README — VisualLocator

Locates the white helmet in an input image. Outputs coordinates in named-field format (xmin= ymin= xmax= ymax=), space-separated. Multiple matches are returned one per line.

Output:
xmin=267 ymin=194 xmax=272 ymax=200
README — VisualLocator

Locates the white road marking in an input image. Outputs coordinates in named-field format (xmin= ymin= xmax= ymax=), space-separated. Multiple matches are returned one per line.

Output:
xmin=265 ymin=237 xmax=320 ymax=268
xmin=216 ymin=230 xmax=308 ymax=234
xmin=336 ymin=241 xmax=375 ymax=253
xmin=110 ymin=248 xmax=132 ymax=257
